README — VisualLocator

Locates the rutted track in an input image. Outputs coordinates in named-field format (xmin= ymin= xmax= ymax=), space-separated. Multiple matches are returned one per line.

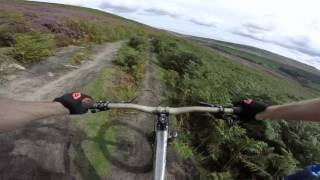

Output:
xmin=106 ymin=54 xmax=162 ymax=180
xmin=0 ymin=42 xmax=122 ymax=101
xmin=0 ymin=42 xmax=121 ymax=180
xmin=0 ymin=42 xmax=194 ymax=180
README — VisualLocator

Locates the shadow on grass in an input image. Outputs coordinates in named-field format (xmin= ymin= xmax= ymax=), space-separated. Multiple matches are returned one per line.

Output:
xmin=93 ymin=120 xmax=154 ymax=174
xmin=69 ymin=119 xmax=154 ymax=179
xmin=0 ymin=118 xmax=153 ymax=180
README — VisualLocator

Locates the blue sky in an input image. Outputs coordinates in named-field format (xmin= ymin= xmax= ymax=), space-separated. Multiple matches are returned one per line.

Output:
xmin=34 ymin=0 xmax=320 ymax=69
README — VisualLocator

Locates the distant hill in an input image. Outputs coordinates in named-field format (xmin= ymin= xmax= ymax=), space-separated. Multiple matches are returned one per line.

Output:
xmin=1 ymin=1 xmax=320 ymax=179
xmin=185 ymin=35 xmax=320 ymax=91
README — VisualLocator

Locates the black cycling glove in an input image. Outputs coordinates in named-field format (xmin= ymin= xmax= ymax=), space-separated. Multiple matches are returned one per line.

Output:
xmin=233 ymin=99 xmax=268 ymax=121
xmin=54 ymin=92 xmax=93 ymax=114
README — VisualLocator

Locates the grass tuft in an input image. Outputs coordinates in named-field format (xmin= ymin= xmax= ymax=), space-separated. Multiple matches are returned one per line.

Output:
xmin=113 ymin=36 xmax=148 ymax=82
xmin=13 ymin=32 xmax=56 ymax=63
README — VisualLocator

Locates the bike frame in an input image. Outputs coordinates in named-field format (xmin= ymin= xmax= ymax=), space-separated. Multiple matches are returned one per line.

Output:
xmin=88 ymin=102 xmax=238 ymax=180
xmin=154 ymin=113 xmax=169 ymax=180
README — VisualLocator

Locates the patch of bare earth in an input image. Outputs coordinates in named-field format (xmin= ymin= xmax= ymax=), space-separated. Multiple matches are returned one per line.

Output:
xmin=0 ymin=42 xmax=121 ymax=180
xmin=0 ymin=42 xmax=121 ymax=100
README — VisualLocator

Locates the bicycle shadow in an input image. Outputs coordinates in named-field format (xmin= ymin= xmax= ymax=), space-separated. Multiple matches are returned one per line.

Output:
xmin=0 ymin=117 xmax=153 ymax=180
xmin=70 ymin=119 xmax=153 ymax=179
xmin=92 ymin=120 xmax=154 ymax=174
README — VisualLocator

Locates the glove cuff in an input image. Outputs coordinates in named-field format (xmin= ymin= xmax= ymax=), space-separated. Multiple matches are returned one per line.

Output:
xmin=54 ymin=97 xmax=73 ymax=114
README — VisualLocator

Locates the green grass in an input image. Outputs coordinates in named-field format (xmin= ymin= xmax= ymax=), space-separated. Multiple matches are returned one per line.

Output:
xmin=172 ymin=135 xmax=194 ymax=160
xmin=0 ymin=11 xmax=24 ymax=20
xmin=208 ymin=43 xmax=281 ymax=69
xmin=0 ymin=5 xmax=154 ymax=64
xmin=3 ymin=1 xmax=320 ymax=179
xmin=154 ymin=59 xmax=166 ymax=81
xmin=0 ymin=47 xmax=13 ymax=55
xmin=0 ymin=11 xmax=25 ymax=47
xmin=206 ymin=42 xmax=320 ymax=92
xmin=65 ymin=19 xmax=127 ymax=43
xmin=65 ymin=37 xmax=149 ymax=178
xmin=13 ymin=32 xmax=56 ymax=63
xmin=71 ymin=39 xmax=147 ymax=177
xmin=72 ymin=64 xmax=141 ymax=177
xmin=73 ymin=67 xmax=114 ymax=177
xmin=152 ymin=35 xmax=320 ymax=179
xmin=172 ymin=139 xmax=194 ymax=160
xmin=113 ymin=44 xmax=143 ymax=79
xmin=113 ymin=36 xmax=148 ymax=82
xmin=68 ymin=44 xmax=94 ymax=65
xmin=170 ymin=116 xmax=194 ymax=160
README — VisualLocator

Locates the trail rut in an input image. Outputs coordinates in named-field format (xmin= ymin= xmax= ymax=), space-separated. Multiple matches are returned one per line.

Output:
xmin=106 ymin=55 xmax=198 ymax=180
xmin=0 ymin=42 xmax=195 ymax=180
xmin=0 ymin=42 xmax=121 ymax=101
xmin=0 ymin=42 xmax=121 ymax=180
xmin=107 ymin=54 xmax=162 ymax=180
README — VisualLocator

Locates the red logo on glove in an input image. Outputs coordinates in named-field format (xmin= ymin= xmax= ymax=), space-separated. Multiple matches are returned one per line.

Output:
xmin=244 ymin=99 xmax=253 ymax=105
xmin=72 ymin=92 xmax=81 ymax=100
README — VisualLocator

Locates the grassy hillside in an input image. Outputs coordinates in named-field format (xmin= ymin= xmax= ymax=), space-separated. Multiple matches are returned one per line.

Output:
xmin=152 ymin=34 xmax=320 ymax=179
xmin=0 ymin=0 xmax=152 ymax=178
xmin=1 ymin=1 xmax=320 ymax=180
xmin=0 ymin=0 xmax=155 ymax=66
xmin=190 ymin=36 xmax=320 ymax=92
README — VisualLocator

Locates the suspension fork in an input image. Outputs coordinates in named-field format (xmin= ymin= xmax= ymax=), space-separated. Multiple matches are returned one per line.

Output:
xmin=153 ymin=113 xmax=169 ymax=180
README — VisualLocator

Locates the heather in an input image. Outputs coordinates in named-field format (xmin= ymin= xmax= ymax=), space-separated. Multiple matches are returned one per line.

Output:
xmin=0 ymin=0 xmax=152 ymax=64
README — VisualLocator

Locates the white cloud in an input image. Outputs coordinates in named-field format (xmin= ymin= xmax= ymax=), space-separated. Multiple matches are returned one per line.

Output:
xmin=189 ymin=15 xmax=220 ymax=27
xmin=144 ymin=8 xmax=179 ymax=18
xmin=234 ymin=20 xmax=320 ymax=59
xmin=99 ymin=1 xmax=138 ymax=13
xmin=275 ymin=36 xmax=320 ymax=57
xmin=233 ymin=22 xmax=274 ymax=41
xmin=31 ymin=0 xmax=320 ymax=69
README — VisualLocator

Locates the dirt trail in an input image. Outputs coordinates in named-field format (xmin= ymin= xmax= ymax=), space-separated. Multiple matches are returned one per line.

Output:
xmin=0 ymin=42 xmax=121 ymax=180
xmin=0 ymin=43 xmax=193 ymax=180
xmin=0 ymin=42 xmax=122 ymax=101
xmin=106 ymin=54 xmax=195 ymax=180
xmin=106 ymin=54 xmax=162 ymax=180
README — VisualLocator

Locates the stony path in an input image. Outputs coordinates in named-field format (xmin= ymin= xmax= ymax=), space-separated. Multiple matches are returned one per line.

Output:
xmin=107 ymin=54 xmax=162 ymax=180
xmin=0 ymin=42 xmax=121 ymax=180
xmin=0 ymin=42 xmax=122 ymax=101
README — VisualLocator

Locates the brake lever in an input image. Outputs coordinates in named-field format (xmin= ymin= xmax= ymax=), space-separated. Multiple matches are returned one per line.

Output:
xmin=198 ymin=101 xmax=216 ymax=107
xmin=198 ymin=101 xmax=240 ymax=125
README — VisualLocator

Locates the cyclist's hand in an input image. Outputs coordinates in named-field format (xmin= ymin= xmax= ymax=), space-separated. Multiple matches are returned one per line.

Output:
xmin=233 ymin=99 xmax=268 ymax=121
xmin=54 ymin=92 xmax=93 ymax=114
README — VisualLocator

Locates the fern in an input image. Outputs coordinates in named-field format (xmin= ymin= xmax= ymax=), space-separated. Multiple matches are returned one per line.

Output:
xmin=209 ymin=171 xmax=233 ymax=180
xmin=240 ymin=156 xmax=272 ymax=179
xmin=270 ymin=148 xmax=298 ymax=178
xmin=151 ymin=35 xmax=320 ymax=179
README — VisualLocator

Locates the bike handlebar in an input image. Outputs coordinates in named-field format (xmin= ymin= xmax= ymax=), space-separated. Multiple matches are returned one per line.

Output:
xmin=88 ymin=101 xmax=241 ymax=115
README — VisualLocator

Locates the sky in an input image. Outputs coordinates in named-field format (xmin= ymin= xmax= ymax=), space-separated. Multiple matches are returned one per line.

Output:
xmin=33 ymin=0 xmax=320 ymax=69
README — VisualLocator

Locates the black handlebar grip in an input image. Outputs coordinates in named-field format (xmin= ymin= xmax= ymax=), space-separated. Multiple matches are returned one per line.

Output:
xmin=86 ymin=101 xmax=109 ymax=111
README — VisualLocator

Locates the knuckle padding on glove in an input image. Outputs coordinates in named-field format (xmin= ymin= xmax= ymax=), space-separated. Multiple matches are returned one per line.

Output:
xmin=233 ymin=100 xmax=268 ymax=121
xmin=54 ymin=92 xmax=92 ymax=114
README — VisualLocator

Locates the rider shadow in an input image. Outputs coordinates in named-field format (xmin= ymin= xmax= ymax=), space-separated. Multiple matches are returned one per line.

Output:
xmin=91 ymin=120 xmax=154 ymax=174
xmin=1 ymin=117 xmax=153 ymax=180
